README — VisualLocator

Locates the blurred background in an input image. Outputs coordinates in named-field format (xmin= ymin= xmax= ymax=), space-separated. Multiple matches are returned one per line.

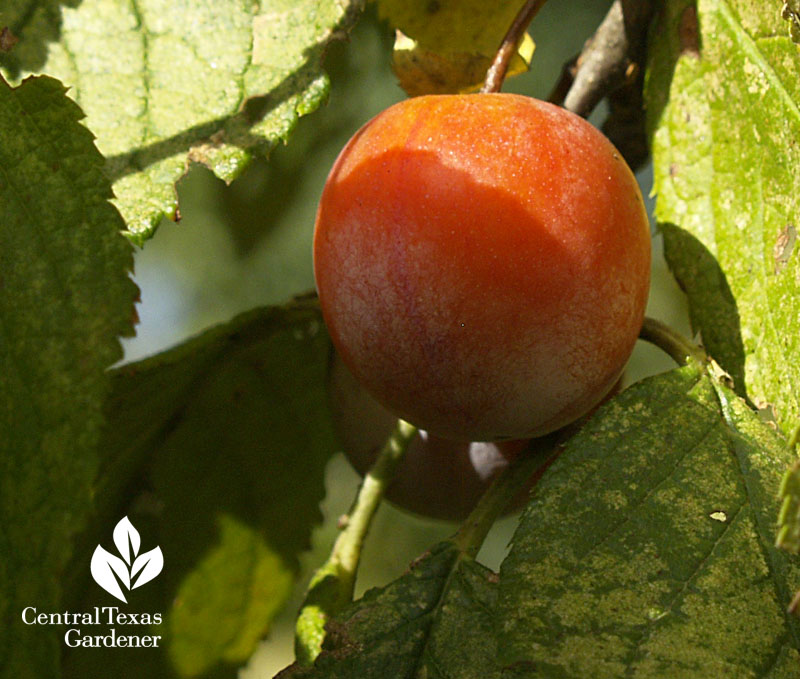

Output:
xmin=119 ymin=2 xmax=691 ymax=675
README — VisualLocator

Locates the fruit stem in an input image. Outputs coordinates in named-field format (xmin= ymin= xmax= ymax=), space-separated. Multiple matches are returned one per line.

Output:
xmin=294 ymin=418 xmax=417 ymax=665
xmin=481 ymin=0 xmax=550 ymax=93
xmin=452 ymin=437 xmax=558 ymax=558
xmin=639 ymin=316 xmax=707 ymax=367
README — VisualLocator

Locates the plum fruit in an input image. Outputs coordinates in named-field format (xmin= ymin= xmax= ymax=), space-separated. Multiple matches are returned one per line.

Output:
xmin=314 ymin=93 xmax=650 ymax=441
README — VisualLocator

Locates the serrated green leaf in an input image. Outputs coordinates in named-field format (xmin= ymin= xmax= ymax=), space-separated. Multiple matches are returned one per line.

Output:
xmin=0 ymin=74 xmax=137 ymax=679
xmin=497 ymin=365 xmax=800 ymax=677
xmin=0 ymin=0 xmax=364 ymax=243
xmin=278 ymin=541 xmax=500 ymax=679
xmin=646 ymin=0 xmax=800 ymax=433
xmin=62 ymin=300 xmax=338 ymax=679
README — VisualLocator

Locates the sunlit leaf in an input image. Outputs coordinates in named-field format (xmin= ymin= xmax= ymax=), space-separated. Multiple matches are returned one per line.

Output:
xmin=0 ymin=0 xmax=364 ymax=242
xmin=646 ymin=0 xmax=800 ymax=433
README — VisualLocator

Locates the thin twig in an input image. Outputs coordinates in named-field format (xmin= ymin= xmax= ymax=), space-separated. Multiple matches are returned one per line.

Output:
xmin=294 ymin=419 xmax=417 ymax=666
xmin=481 ymin=0 xmax=550 ymax=93
xmin=452 ymin=432 xmax=562 ymax=558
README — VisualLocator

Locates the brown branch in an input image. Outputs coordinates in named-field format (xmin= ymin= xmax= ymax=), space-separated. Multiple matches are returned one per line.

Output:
xmin=557 ymin=0 xmax=655 ymax=118
xmin=547 ymin=55 xmax=579 ymax=106
xmin=481 ymin=0 xmax=550 ymax=94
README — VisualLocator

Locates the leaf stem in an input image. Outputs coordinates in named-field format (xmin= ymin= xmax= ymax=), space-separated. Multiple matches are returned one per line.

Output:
xmin=452 ymin=434 xmax=560 ymax=558
xmin=481 ymin=0 xmax=549 ymax=93
xmin=788 ymin=424 xmax=800 ymax=452
xmin=639 ymin=316 xmax=706 ymax=367
xmin=294 ymin=418 xmax=417 ymax=665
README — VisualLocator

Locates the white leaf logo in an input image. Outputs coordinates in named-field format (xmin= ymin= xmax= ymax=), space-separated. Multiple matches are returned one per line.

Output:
xmin=91 ymin=516 xmax=163 ymax=603
xmin=113 ymin=516 xmax=140 ymax=565
xmin=131 ymin=548 xmax=164 ymax=589
xmin=90 ymin=547 xmax=129 ymax=602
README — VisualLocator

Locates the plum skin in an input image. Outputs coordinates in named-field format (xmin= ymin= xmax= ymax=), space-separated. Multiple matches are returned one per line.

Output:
xmin=314 ymin=93 xmax=650 ymax=442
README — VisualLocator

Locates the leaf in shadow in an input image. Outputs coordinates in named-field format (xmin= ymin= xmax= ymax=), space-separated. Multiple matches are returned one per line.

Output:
xmin=0 ymin=73 xmax=137 ymax=679
xmin=63 ymin=300 xmax=338 ymax=679
xmin=778 ymin=459 xmax=800 ymax=556
xmin=0 ymin=0 xmax=81 ymax=78
xmin=659 ymin=223 xmax=745 ymax=394
xmin=277 ymin=541 xmax=501 ymax=679
xmin=270 ymin=365 xmax=800 ymax=679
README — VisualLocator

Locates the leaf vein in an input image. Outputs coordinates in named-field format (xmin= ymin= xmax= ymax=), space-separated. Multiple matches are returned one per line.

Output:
xmin=128 ymin=0 xmax=153 ymax=151
xmin=716 ymin=0 xmax=800 ymax=121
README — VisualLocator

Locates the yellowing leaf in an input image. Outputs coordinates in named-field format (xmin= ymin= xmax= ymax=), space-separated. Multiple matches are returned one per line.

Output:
xmin=392 ymin=30 xmax=534 ymax=96
xmin=379 ymin=0 xmax=525 ymax=54
xmin=377 ymin=0 xmax=535 ymax=95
